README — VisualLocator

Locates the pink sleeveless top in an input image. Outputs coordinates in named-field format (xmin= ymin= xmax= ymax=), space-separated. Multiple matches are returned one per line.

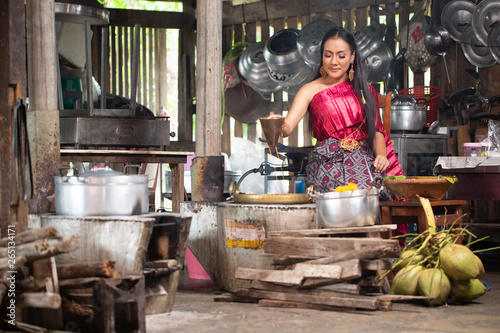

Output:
xmin=308 ymin=81 xmax=402 ymax=176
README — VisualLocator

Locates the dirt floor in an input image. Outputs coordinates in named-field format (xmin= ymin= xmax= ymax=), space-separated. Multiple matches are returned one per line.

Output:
xmin=146 ymin=259 xmax=500 ymax=333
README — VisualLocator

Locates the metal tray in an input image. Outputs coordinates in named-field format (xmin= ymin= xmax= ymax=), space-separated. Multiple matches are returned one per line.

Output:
xmin=228 ymin=181 xmax=311 ymax=204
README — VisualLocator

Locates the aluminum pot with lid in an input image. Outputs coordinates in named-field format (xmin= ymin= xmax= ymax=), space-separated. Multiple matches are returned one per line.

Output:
xmin=390 ymin=92 xmax=427 ymax=131
xmin=55 ymin=162 xmax=149 ymax=216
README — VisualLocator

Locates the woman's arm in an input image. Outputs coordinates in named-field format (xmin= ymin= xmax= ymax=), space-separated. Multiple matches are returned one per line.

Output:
xmin=372 ymin=131 xmax=390 ymax=173
xmin=282 ymin=84 xmax=314 ymax=137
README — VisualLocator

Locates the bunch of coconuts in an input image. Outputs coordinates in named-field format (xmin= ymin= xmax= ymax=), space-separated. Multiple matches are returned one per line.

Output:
xmin=386 ymin=197 xmax=487 ymax=306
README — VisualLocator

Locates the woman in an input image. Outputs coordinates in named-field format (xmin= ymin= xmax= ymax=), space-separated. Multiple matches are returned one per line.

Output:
xmin=282 ymin=27 xmax=403 ymax=199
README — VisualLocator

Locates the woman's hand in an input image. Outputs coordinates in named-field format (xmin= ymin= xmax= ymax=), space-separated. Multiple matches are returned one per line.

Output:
xmin=372 ymin=155 xmax=390 ymax=173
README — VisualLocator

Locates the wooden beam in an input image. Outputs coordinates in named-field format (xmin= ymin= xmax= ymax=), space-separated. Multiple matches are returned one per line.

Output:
xmin=223 ymin=0 xmax=410 ymax=26
xmin=108 ymin=9 xmax=187 ymax=29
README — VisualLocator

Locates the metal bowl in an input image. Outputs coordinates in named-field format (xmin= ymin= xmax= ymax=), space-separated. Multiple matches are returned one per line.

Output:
xmin=390 ymin=106 xmax=427 ymax=132
xmin=362 ymin=41 xmax=393 ymax=83
xmin=264 ymin=29 xmax=304 ymax=73
xmin=297 ymin=19 xmax=336 ymax=68
xmin=355 ymin=23 xmax=387 ymax=60
xmin=310 ymin=188 xmax=379 ymax=228
xmin=268 ymin=64 xmax=316 ymax=95
xmin=238 ymin=41 xmax=281 ymax=99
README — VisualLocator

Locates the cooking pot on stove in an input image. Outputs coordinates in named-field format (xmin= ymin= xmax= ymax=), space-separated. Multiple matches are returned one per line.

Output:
xmin=390 ymin=92 xmax=427 ymax=131
xmin=54 ymin=162 xmax=149 ymax=216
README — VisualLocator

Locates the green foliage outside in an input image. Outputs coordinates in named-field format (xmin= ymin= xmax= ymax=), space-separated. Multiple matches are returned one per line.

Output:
xmin=98 ymin=0 xmax=182 ymax=12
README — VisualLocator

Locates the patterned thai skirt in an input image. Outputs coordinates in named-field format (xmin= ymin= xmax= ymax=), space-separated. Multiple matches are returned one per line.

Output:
xmin=306 ymin=137 xmax=394 ymax=201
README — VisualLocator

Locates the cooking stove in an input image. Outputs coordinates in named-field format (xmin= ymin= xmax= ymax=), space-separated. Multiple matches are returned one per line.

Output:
xmin=391 ymin=131 xmax=449 ymax=176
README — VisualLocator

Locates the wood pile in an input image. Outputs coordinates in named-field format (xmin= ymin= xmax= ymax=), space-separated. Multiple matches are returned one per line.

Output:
xmin=218 ymin=225 xmax=429 ymax=311
xmin=0 ymin=226 xmax=135 ymax=332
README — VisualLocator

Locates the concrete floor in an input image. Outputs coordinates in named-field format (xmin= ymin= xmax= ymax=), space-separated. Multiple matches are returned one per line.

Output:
xmin=146 ymin=260 xmax=500 ymax=333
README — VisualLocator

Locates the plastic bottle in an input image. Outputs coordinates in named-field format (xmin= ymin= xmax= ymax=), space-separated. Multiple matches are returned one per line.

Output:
xmin=470 ymin=147 xmax=477 ymax=157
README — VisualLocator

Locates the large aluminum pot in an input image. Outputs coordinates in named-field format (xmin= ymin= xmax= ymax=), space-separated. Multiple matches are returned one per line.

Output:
xmin=55 ymin=163 xmax=149 ymax=216
xmin=391 ymin=104 xmax=427 ymax=132
xmin=309 ymin=188 xmax=379 ymax=228
xmin=264 ymin=29 xmax=304 ymax=73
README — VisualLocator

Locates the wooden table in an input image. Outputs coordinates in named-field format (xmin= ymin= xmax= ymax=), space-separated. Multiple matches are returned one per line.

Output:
xmin=60 ymin=149 xmax=194 ymax=212
xmin=380 ymin=200 xmax=467 ymax=244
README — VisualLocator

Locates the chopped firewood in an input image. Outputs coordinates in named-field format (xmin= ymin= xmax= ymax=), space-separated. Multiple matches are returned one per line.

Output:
xmin=263 ymin=237 xmax=400 ymax=258
xmin=59 ymin=277 xmax=102 ymax=291
xmin=214 ymin=294 xmax=259 ymax=303
xmin=237 ymin=288 xmax=380 ymax=311
xmin=61 ymin=297 xmax=94 ymax=321
xmin=0 ymin=226 xmax=58 ymax=247
xmin=57 ymin=261 xmax=117 ymax=280
xmin=0 ymin=234 xmax=80 ymax=262
xmin=0 ymin=255 xmax=27 ymax=270
xmin=270 ymin=225 xmax=397 ymax=237
xmin=258 ymin=299 xmax=356 ymax=311
xmin=18 ymin=292 xmax=61 ymax=309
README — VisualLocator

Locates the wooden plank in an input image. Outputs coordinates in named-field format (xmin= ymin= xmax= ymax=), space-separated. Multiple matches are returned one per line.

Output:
xmin=109 ymin=9 xmax=185 ymax=29
xmin=269 ymin=225 xmax=397 ymax=237
xmin=237 ymin=288 xmax=380 ymax=310
xmin=300 ymin=245 xmax=396 ymax=266
xmin=263 ymin=236 xmax=401 ymax=257
xmin=235 ymin=267 xmax=304 ymax=285
xmin=214 ymin=294 xmax=259 ymax=303
xmin=293 ymin=263 xmax=342 ymax=279
xmin=300 ymin=259 xmax=362 ymax=288
xmin=258 ymin=299 xmax=355 ymax=311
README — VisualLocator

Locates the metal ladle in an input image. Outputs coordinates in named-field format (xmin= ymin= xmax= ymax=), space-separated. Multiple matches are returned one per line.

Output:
xmin=424 ymin=0 xmax=452 ymax=91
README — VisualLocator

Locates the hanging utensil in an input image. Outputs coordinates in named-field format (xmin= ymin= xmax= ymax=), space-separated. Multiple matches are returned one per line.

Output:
xmin=441 ymin=0 xmax=477 ymax=42
xmin=424 ymin=0 xmax=453 ymax=92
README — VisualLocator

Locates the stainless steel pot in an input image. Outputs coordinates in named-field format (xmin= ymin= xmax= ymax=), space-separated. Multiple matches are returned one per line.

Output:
xmin=264 ymin=29 xmax=304 ymax=73
xmin=391 ymin=104 xmax=427 ymax=132
xmin=309 ymin=188 xmax=379 ymax=228
xmin=55 ymin=163 xmax=149 ymax=216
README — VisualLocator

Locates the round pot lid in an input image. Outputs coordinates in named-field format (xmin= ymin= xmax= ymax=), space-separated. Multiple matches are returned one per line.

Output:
xmin=361 ymin=41 xmax=393 ymax=83
xmin=354 ymin=23 xmax=386 ymax=60
xmin=441 ymin=0 xmax=476 ymax=42
xmin=488 ymin=21 xmax=500 ymax=63
xmin=461 ymin=24 xmax=496 ymax=68
xmin=472 ymin=0 xmax=500 ymax=46
xmin=297 ymin=19 xmax=336 ymax=68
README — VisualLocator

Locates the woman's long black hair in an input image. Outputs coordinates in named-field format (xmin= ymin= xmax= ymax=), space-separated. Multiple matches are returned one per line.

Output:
xmin=316 ymin=27 xmax=377 ymax=149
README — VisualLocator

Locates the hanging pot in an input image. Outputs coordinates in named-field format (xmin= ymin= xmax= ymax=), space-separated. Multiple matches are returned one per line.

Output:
xmin=55 ymin=163 xmax=149 ymax=216
xmin=264 ymin=29 xmax=304 ymax=73
xmin=297 ymin=19 xmax=336 ymax=69
xmin=238 ymin=41 xmax=281 ymax=100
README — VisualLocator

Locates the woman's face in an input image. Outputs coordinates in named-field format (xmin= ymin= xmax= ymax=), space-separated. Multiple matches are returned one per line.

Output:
xmin=322 ymin=37 xmax=355 ymax=83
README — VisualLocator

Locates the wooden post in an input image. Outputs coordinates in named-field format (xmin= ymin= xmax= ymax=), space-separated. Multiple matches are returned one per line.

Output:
xmin=26 ymin=0 xmax=61 ymax=216
xmin=178 ymin=0 xmax=196 ymax=142
xmin=0 ymin=0 xmax=28 ymax=236
xmin=195 ymin=0 xmax=222 ymax=157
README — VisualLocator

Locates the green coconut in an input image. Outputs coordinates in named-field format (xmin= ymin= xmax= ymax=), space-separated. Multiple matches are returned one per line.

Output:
xmin=392 ymin=249 xmax=424 ymax=274
xmin=439 ymin=244 xmax=479 ymax=280
xmin=474 ymin=254 xmax=486 ymax=279
xmin=450 ymin=278 xmax=486 ymax=303
xmin=417 ymin=268 xmax=451 ymax=306
xmin=390 ymin=264 xmax=424 ymax=296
